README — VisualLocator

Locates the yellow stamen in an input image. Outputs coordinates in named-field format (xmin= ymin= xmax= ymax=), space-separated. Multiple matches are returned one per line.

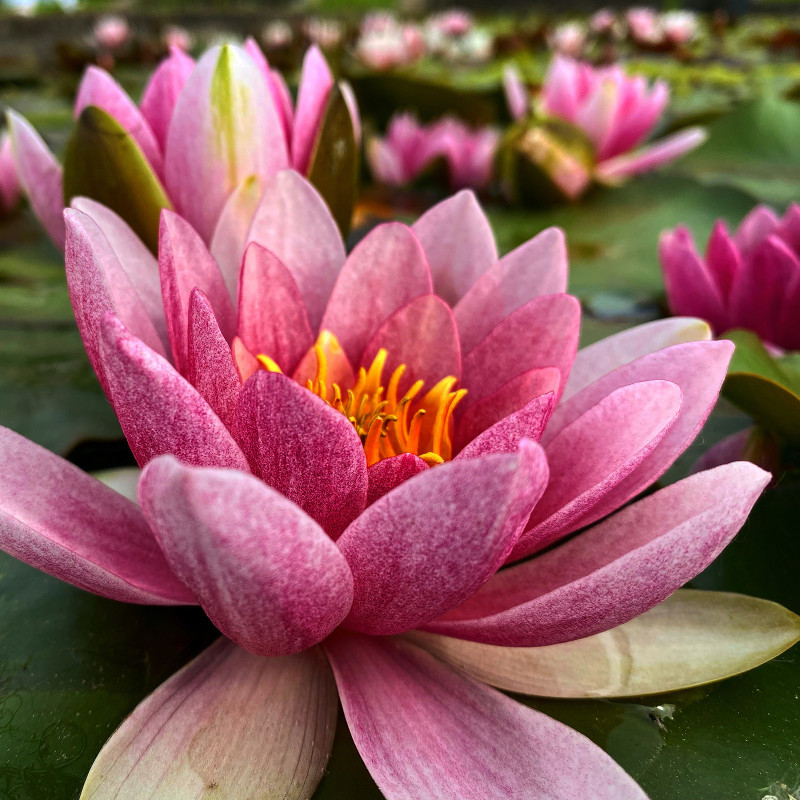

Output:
xmin=256 ymin=354 xmax=283 ymax=373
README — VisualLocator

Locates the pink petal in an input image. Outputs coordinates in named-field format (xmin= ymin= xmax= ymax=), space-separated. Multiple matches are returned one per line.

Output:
xmin=6 ymin=110 xmax=65 ymax=248
xmin=187 ymin=288 xmax=241 ymax=429
xmin=140 ymin=457 xmax=353 ymax=655
xmin=247 ymin=170 xmax=346 ymax=331
xmin=514 ymin=380 xmax=682 ymax=559
xmin=232 ymin=371 xmax=367 ymax=538
xmin=367 ymin=137 xmax=410 ymax=185
xmin=0 ymin=132 xmax=21 ymax=213
xmin=705 ymin=220 xmax=742 ymax=301
xmin=338 ymin=441 xmax=548 ymax=635
xmin=361 ymin=295 xmax=461 ymax=393
xmin=340 ymin=80 xmax=362 ymax=146
xmin=734 ymin=204 xmax=780 ymax=255
xmin=243 ymin=37 xmax=294 ymax=144
xmin=575 ymin=77 xmax=619 ymax=158
xmin=164 ymin=45 xmax=289 ymax=242
xmin=292 ymin=45 xmax=335 ymax=174
xmin=563 ymin=317 xmax=712 ymax=402
xmin=541 ymin=55 xmax=581 ymax=121
xmin=503 ymin=64 xmax=529 ymax=121
xmin=0 ymin=425 xmax=193 ymax=605
xmin=75 ymin=66 xmax=164 ymax=177
xmin=64 ymin=208 xmax=169 ymax=392
xmin=209 ymin=174 xmax=263 ymax=302
xmin=777 ymin=203 xmax=800 ymax=253
xmin=429 ymin=462 xmax=769 ymax=646
xmin=366 ymin=453 xmax=429 ymax=505
xmin=412 ymin=190 xmax=498 ymax=306
xmin=98 ymin=314 xmax=249 ymax=471
xmin=82 ymin=639 xmax=336 ymax=799
xmin=139 ymin=47 xmax=195 ymax=152
xmin=460 ymin=294 xmax=580 ymax=410
xmin=454 ymin=227 xmax=568 ymax=353
xmin=659 ymin=227 xmax=728 ymax=333
xmin=237 ymin=242 xmax=314 ymax=373
xmin=595 ymin=127 xmax=707 ymax=182
xmin=320 ymin=223 xmax=433 ymax=365
xmin=325 ymin=634 xmax=648 ymax=800
xmin=158 ymin=209 xmax=236 ymax=373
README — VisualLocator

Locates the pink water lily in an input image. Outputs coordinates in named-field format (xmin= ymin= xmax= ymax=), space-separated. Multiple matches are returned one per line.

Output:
xmin=504 ymin=55 xmax=706 ymax=190
xmin=661 ymin=204 xmax=800 ymax=350
xmin=368 ymin=112 xmax=499 ymax=190
xmin=0 ymin=132 xmax=21 ymax=215
xmin=0 ymin=172 xmax=793 ymax=797
xmin=7 ymin=40 xmax=359 ymax=249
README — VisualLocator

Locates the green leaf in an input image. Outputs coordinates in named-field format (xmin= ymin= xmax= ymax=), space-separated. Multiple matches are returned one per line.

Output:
xmin=62 ymin=106 xmax=172 ymax=253
xmin=722 ymin=329 xmax=800 ymax=443
xmin=307 ymin=83 xmax=359 ymax=238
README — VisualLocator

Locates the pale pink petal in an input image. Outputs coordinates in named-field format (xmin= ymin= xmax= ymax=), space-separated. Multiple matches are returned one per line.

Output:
xmin=292 ymin=45 xmax=335 ymax=174
xmin=75 ymin=66 xmax=164 ymax=176
xmin=595 ymin=127 xmax=707 ymax=182
xmin=0 ymin=425 xmax=193 ymax=605
xmin=361 ymin=295 xmax=461 ymax=393
xmin=340 ymin=80 xmax=362 ymax=146
xmin=460 ymin=294 xmax=580 ymax=409
xmin=209 ymin=174 xmax=263 ymax=302
xmin=98 ymin=314 xmax=249 ymax=471
xmin=187 ymin=289 xmax=241 ymax=429
xmin=575 ymin=77 xmax=619 ymax=158
xmin=562 ymin=317 xmax=712 ymax=402
xmin=541 ymin=55 xmax=581 ymax=121
xmin=6 ymin=110 xmax=65 ymax=248
xmin=233 ymin=371 xmax=367 ymax=538
xmin=454 ymin=228 xmax=568 ymax=353
xmin=165 ymin=45 xmax=289 ymax=242
xmin=412 ymin=190 xmax=498 ymax=305
xmin=158 ymin=209 xmax=236 ymax=373
xmin=366 ymin=454 xmax=429 ymax=505
xmin=237 ymin=242 xmax=314 ymax=373
xmin=428 ymin=462 xmax=769 ymax=646
xmin=734 ymin=204 xmax=780 ymax=255
xmin=82 ymin=639 xmax=336 ymax=799
xmin=243 ymin=37 xmax=294 ymax=145
xmin=503 ymin=64 xmax=529 ymax=121
xmin=367 ymin=137 xmax=410 ymax=185
xmin=513 ymin=380 xmax=682 ymax=559
xmin=320 ymin=222 xmax=433 ymax=365
xmin=139 ymin=47 xmax=195 ymax=152
xmin=247 ymin=170 xmax=346 ymax=331
xmin=338 ymin=441 xmax=547 ymax=635
xmin=325 ymin=634 xmax=648 ymax=800
xmin=140 ymin=457 xmax=353 ymax=655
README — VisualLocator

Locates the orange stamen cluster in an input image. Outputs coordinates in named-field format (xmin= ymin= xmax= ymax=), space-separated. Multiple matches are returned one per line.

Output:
xmin=258 ymin=332 xmax=466 ymax=467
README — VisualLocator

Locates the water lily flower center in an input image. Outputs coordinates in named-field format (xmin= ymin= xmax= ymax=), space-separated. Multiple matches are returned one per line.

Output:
xmin=257 ymin=332 xmax=466 ymax=467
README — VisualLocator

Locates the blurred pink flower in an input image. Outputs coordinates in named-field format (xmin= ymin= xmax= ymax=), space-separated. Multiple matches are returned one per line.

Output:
xmin=0 ymin=170 xmax=774 ymax=796
xmin=163 ymin=25 xmax=192 ymax=53
xmin=0 ymin=133 xmax=21 ymax=215
xmin=548 ymin=22 xmax=587 ymax=57
xmin=661 ymin=204 xmax=800 ymax=350
xmin=368 ymin=113 xmax=499 ymax=190
xmin=93 ymin=15 xmax=131 ymax=51
xmin=661 ymin=11 xmax=699 ymax=45
xmin=590 ymin=8 xmax=617 ymax=34
xmin=626 ymin=7 xmax=661 ymax=44
xmin=7 ymin=42 xmax=359 ymax=249
xmin=262 ymin=19 xmax=293 ymax=48
xmin=427 ymin=8 xmax=474 ymax=37
xmin=302 ymin=17 xmax=345 ymax=50
xmin=356 ymin=13 xmax=425 ymax=70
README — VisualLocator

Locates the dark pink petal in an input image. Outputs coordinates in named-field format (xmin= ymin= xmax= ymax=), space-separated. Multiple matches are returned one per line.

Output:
xmin=660 ymin=227 xmax=728 ymax=333
xmin=319 ymin=222 xmax=433 ymax=365
xmin=237 ymin=242 xmax=314 ymax=373
xmin=165 ymin=45 xmax=289 ymax=242
xmin=65 ymin=208 xmax=169 ymax=392
xmin=139 ymin=47 xmax=195 ymax=152
xmin=325 ymin=634 xmax=648 ymax=800
xmin=187 ymin=289 xmax=241 ymax=429
xmin=158 ymin=209 xmax=236 ymax=374
xmin=75 ymin=66 xmax=163 ymax=176
xmin=455 ymin=367 xmax=560 ymax=449
xmin=361 ymin=295 xmax=461 ymax=393
xmin=412 ymin=190 xmax=498 ymax=305
xmin=705 ymin=220 xmax=742 ymax=302
xmin=461 ymin=294 xmax=580 ymax=409
xmin=777 ymin=202 xmax=800 ymax=254
xmin=514 ymin=380 xmax=682 ymax=559
xmin=247 ymin=170 xmax=346 ymax=330
xmin=81 ymin=639 xmax=336 ymax=800
xmin=429 ymin=462 xmax=769 ymax=646
xmin=140 ymin=457 xmax=353 ymax=655
xmin=563 ymin=317 xmax=712 ymax=402
xmin=366 ymin=453 xmax=429 ymax=506
xmin=98 ymin=314 xmax=249 ymax=471
xmin=338 ymin=441 xmax=548 ymax=635
xmin=292 ymin=45 xmax=334 ymax=174
xmin=233 ymin=371 xmax=367 ymax=538
xmin=454 ymin=228 xmax=568 ymax=353
xmin=6 ymin=110 xmax=65 ymax=248
xmin=734 ymin=204 xmax=779 ymax=255
xmin=0 ymin=425 xmax=194 ymax=605
xmin=457 ymin=392 xmax=556 ymax=459
xmin=209 ymin=175 xmax=263 ymax=302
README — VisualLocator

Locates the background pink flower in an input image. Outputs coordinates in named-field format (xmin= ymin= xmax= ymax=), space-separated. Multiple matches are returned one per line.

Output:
xmin=0 ymin=133 xmax=21 ymax=215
